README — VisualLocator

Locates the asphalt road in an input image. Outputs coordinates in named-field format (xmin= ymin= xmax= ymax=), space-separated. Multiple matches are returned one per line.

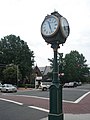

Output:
xmin=0 ymin=84 xmax=90 ymax=120
xmin=63 ymin=88 xmax=89 ymax=102
xmin=0 ymin=100 xmax=48 ymax=120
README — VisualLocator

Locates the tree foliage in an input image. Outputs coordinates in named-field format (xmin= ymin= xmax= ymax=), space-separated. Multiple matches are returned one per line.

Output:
xmin=0 ymin=34 xmax=34 ymax=83
xmin=64 ymin=50 xmax=89 ymax=82
xmin=48 ymin=50 xmax=90 ymax=83
xmin=3 ymin=64 xmax=21 ymax=84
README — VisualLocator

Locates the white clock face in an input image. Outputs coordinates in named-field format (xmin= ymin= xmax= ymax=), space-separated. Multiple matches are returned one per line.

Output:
xmin=41 ymin=15 xmax=59 ymax=36
xmin=60 ymin=17 xmax=69 ymax=38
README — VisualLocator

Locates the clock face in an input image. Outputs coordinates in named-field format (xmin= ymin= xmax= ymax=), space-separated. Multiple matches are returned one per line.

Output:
xmin=60 ymin=17 xmax=70 ymax=38
xmin=41 ymin=15 xmax=59 ymax=37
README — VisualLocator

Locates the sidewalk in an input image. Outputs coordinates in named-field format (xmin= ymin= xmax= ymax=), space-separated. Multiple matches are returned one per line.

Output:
xmin=17 ymin=87 xmax=32 ymax=91
xmin=41 ymin=114 xmax=90 ymax=120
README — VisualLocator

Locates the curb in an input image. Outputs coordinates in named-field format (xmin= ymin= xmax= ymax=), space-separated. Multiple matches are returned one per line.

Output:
xmin=40 ymin=114 xmax=90 ymax=120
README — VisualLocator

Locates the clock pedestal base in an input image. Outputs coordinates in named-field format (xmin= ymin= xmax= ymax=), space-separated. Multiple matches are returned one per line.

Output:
xmin=48 ymin=113 xmax=63 ymax=120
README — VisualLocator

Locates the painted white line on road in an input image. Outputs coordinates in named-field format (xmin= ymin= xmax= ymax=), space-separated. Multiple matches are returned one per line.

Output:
xmin=63 ymin=100 xmax=75 ymax=103
xmin=29 ymin=106 xmax=49 ymax=113
xmin=4 ymin=94 xmax=76 ymax=104
xmin=74 ymin=91 xmax=90 ymax=103
xmin=18 ymin=95 xmax=74 ymax=103
xmin=15 ymin=95 xmax=49 ymax=100
xmin=15 ymin=95 xmax=76 ymax=103
xmin=0 ymin=98 xmax=23 ymax=105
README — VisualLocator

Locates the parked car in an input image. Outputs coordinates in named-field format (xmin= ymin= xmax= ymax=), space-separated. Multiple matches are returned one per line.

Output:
xmin=39 ymin=82 xmax=51 ymax=91
xmin=0 ymin=83 xmax=2 ymax=90
xmin=63 ymin=83 xmax=70 ymax=88
xmin=1 ymin=84 xmax=17 ymax=92
xmin=64 ymin=82 xmax=77 ymax=88
xmin=78 ymin=82 xmax=82 ymax=86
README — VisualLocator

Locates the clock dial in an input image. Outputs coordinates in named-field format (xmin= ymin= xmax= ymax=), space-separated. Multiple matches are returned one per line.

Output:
xmin=41 ymin=15 xmax=59 ymax=36
xmin=60 ymin=17 xmax=69 ymax=38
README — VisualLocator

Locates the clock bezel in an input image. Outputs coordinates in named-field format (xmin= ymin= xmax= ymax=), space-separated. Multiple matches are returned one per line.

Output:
xmin=41 ymin=15 xmax=60 ymax=37
xmin=60 ymin=17 xmax=70 ymax=38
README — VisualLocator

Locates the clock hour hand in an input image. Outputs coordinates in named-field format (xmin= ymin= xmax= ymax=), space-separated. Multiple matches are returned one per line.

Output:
xmin=47 ymin=21 xmax=52 ymax=32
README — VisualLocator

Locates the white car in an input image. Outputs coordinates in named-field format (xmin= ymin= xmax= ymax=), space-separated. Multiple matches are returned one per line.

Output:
xmin=39 ymin=82 xmax=51 ymax=91
xmin=63 ymin=83 xmax=70 ymax=88
xmin=1 ymin=84 xmax=17 ymax=92
xmin=64 ymin=82 xmax=77 ymax=88
xmin=0 ymin=83 xmax=2 ymax=90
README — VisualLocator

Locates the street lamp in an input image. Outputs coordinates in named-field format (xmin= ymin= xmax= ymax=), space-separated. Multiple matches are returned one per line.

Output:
xmin=41 ymin=11 xmax=70 ymax=120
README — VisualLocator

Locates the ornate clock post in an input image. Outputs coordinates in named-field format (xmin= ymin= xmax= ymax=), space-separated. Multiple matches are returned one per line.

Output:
xmin=41 ymin=11 xmax=70 ymax=120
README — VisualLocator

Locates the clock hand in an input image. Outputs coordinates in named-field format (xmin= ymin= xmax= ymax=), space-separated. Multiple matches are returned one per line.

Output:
xmin=47 ymin=21 xmax=52 ymax=32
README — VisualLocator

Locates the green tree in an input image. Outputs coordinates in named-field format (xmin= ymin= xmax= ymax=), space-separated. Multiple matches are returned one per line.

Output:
xmin=3 ymin=64 xmax=21 ymax=84
xmin=48 ymin=50 xmax=89 ymax=83
xmin=64 ymin=50 xmax=89 ymax=82
xmin=48 ymin=53 xmax=64 ymax=82
xmin=0 ymin=34 xmax=34 ymax=83
xmin=48 ymin=53 xmax=64 ymax=71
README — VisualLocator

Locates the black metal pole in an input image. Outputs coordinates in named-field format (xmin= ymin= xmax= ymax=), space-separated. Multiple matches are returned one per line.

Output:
xmin=48 ymin=43 xmax=63 ymax=120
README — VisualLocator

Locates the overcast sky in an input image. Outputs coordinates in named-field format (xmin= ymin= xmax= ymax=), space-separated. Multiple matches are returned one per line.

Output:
xmin=0 ymin=0 xmax=90 ymax=67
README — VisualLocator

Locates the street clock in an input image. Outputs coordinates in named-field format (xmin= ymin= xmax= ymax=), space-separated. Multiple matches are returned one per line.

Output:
xmin=60 ymin=17 xmax=69 ymax=38
xmin=41 ymin=15 xmax=59 ymax=37
xmin=41 ymin=11 xmax=70 ymax=45
xmin=41 ymin=11 xmax=70 ymax=120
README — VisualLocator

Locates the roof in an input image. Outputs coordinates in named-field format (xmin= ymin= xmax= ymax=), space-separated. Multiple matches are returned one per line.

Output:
xmin=33 ymin=65 xmax=42 ymax=76
xmin=39 ymin=66 xmax=52 ymax=75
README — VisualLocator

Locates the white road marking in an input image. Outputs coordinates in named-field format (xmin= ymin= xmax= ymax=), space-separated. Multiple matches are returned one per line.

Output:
xmin=29 ymin=106 xmax=49 ymax=113
xmin=74 ymin=91 xmax=90 ymax=103
xmin=63 ymin=100 xmax=75 ymax=103
xmin=0 ymin=98 xmax=23 ymax=105
xmin=16 ymin=95 xmax=49 ymax=100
